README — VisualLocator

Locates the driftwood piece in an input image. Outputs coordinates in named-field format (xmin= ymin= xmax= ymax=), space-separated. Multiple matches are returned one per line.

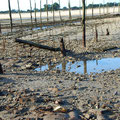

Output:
xmin=0 ymin=63 xmax=3 ymax=74
xmin=15 ymin=38 xmax=61 ymax=52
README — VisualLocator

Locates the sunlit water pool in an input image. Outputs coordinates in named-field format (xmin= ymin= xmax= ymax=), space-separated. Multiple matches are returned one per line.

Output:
xmin=35 ymin=57 xmax=120 ymax=74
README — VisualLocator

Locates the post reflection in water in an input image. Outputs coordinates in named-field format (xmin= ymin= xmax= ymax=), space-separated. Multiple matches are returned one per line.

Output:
xmin=62 ymin=60 xmax=66 ymax=72
xmin=48 ymin=62 xmax=56 ymax=71
xmin=96 ymin=60 xmax=98 ymax=65
xmin=84 ymin=60 xmax=87 ymax=74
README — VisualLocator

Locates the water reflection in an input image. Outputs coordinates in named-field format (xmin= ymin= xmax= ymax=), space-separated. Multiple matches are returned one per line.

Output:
xmin=62 ymin=60 xmax=66 ymax=72
xmin=84 ymin=60 xmax=87 ymax=74
xmin=35 ymin=57 xmax=120 ymax=74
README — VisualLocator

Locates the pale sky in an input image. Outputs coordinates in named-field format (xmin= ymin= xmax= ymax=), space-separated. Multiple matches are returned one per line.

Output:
xmin=0 ymin=0 xmax=119 ymax=11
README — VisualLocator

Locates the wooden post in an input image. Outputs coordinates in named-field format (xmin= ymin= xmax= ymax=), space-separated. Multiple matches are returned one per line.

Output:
xmin=68 ymin=0 xmax=72 ymax=20
xmin=0 ymin=63 xmax=3 ymax=74
xmin=46 ymin=0 xmax=49 ymax=22
xmin=99 ymin=4 xmax=101 ymax=16
xmin=113 ymin=2 xmax=115 ymax=13
xmin=29 ymin=46 xmax=33 ymax=57
xmin=29 ymin=0 xmax=33 ymax=27
xmin=79 ymin=0 xmax=81 ymax=18
xmin=92 ymin=2 xmax=94 ymax=18
xmin=95 ymin=25 xmax=98 ymax=42
xmin=103 ymin=0 xmax=105 ymax=14
xmin=107 ymin=3 xmax=109 ymax=14
xmin=58 ymin=0 xmax=62 ymax=21
xmin=3 ymin=38 xmax=6 ymax=52
xmin=60 ymin=38 xmax=66 ymax=56
xmin=40 ymin=0 xmax=42 ymax=24
xmin=17 ymin=0 xmax=22 ymax=26
xmin=34 ymin=0 xmax=37 ymax=26
xmin=52 ymin=0 xmax=55 ymax=22
xmin=106 ymin=28 xmax=109 ymax=35
xmin=119 ymin=1 xmax=120 ymax=13
xmin=0 ymin=23 xmax=1 ymax=33
xmin=82 ymin=0 xmax=86 ymax=47
xmin=86 ymin=0 xmax=87 ymax=17
xmin=8 ymin=0 xmax=13 ymax=32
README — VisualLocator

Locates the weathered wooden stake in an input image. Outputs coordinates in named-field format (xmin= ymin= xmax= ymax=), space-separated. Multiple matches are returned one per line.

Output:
xmin=8 ymin=0 xmax=13 ymax=32
xmin=68 ymin=0 xmax=72 ymax=20
xmin=113 ymin=2 xmax=115 ymax=13
xmin=60 ymin=38 xmax=66 ymax=56
xmin=0 ymin=23 xmax=1 ymax=33
xmin=3 ymin=39 xmax=6 ymax=52
xmin=82 ymin=0 xmax=86 ymax=47
xmin=106 ymin=28 xmax=109 ymax=35
xmin=0 ymin=63 xmax=3 ymax=74
xmin=99 ymin=4 xmax=101 ymax=16
xmin=46 ymin=0 xmax=49 ymax=22
xmin=95 ymin=25 xmax=98 ymax=42
xmin=34 ymin=0 xmax=37 ymax=26
xmin=17 ymin=0 xmax=22 ymax=26
xmin=107 ymin=3 xmax=109 ymax=14
xmin=79 ymin=0 xmax=81 ymax=18
xmin=103 ymin=0 xmax=105 ymax=14
xmin=58 ymin=0 xmax=62 ymax=21
xmin=30 ymin=46 xmax=33 ymax=57
xmin=119 ymin=1 xmax=120 ymax=13
xmin=52 ymin=0 xmax=55 ymax=22
xmin=40 ymin=0 xmax=42 ymax=24
xmin=29 ymin=0 xmax=33 ymax=28
xmin=92 ymin=2 xmax=94 ymax=18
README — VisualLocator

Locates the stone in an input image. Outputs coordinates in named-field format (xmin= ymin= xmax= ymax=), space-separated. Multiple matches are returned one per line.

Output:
xmin=43 ymin=113 xmax=69 ymax=120
xmin=84 ymin=113 xmax=90 ymax=119
xmin=53 ymin=106 xmax=67 ymax=113
xmin=68 ymin=111 xmax=79 ymax=120
xmin=48 ymin=88 xmax=59 ymax=93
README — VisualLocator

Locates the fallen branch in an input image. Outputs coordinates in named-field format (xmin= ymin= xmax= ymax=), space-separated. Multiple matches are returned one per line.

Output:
xmin=15 ymin=38 xmax=61 ymax=52
xmin=15 ymin=38 xmax=66 ymax=56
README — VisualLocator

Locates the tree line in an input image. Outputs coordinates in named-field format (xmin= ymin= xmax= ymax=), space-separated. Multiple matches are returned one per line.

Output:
xmin=0 ymin=2 xmax=119 ymax=13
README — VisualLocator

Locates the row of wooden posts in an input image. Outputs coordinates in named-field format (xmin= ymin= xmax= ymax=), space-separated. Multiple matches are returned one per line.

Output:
xmin=0 ymin=0 xmax=113 ymax=74
xmin=7 ymin=0 xmax=86 ymax=47
xmin=6 ymin=0 xmax=118 ymax=48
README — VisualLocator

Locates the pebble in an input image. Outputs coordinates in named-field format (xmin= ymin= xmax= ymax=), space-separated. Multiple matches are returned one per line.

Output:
xmin=43 ymin=113 xmax=69 ymax=120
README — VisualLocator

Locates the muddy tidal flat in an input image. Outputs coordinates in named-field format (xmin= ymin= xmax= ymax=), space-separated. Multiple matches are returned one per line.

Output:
xmin=0 ymin=15 xmax=120 ymax=120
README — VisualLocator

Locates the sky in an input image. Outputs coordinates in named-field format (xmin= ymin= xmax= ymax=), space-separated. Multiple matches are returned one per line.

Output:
xmin=0 ymin=0 xmax=119 ymax=11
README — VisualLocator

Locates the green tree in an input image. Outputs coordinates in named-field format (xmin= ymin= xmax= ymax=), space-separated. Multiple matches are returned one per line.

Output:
xmin=53 ymin=2 xmax=60 ymax=10
xmin=44 ymin=4 xmax=52 ymax=11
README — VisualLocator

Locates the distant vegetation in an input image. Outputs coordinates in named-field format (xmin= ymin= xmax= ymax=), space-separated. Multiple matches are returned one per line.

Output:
xmin=0 ymin=2 xmax=119 ymax=13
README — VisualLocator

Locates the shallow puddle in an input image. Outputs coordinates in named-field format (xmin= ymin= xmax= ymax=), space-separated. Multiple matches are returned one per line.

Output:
xmin=35 ymin=57 xmax=120 ymax=74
